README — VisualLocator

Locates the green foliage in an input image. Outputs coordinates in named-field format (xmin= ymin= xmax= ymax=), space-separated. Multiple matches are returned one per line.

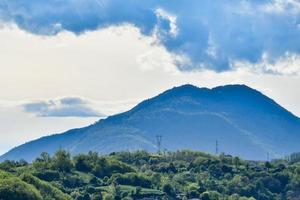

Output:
xmin=103 ymin=193 xmax=114 ymax=200
xmin=93 ymin=157 xmax=135 ymax=178
xmin=1 ymin=150 xmax=300 ymax=200
xmin=74 ymin=154 xmax=93 ymax=172
xmin=0 ymin=171 xmax=42 ymax=200
xmin=52 ymin=150 xmax=73 ymax=172
xmin=200 ymin=191 xmax=221 ymax=200
xmin=162 ymin=183 xmax=174 ymax=196
xmin=111 ymin=173 xmax=152 ymax=188
xmin=33 ymin=169 xmax=60 ymax=182
xmin=0 ymin=160 xmax=28 ymax=172
xmin=20 ymin=173 xmax=72 ymax=200
xmin=290 ymin=152 xmax=300 ymax=164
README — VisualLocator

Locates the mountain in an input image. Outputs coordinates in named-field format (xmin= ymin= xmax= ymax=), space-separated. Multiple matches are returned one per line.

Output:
xmin=1 ymin=84 xmax=300 ymax=161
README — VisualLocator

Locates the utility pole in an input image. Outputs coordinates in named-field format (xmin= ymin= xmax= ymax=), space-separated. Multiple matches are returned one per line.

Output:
xmin=267 ymin=152 xmax=270 ymax=162
xmin=156 ymin=135 xmax=162 ymax=154
xmin=215 ymin=140 xmax=219 ymax=155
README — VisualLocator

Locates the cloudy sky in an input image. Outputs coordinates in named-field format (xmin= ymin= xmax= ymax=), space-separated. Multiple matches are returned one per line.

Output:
xmin=0 ymin=0 xmax=300 ymax=155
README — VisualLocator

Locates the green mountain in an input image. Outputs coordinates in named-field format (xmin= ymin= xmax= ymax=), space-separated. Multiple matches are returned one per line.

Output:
xmin=1 ymin=84 xmax=300 ymax=161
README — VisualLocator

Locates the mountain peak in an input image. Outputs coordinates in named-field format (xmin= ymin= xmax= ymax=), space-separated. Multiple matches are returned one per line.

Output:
xmin=162 ymin=84 xmax=258 ymax=97
xmin=214 ymin=84 xmax=253 ymax=90
xmin=159 ymin=84 xmax=208 ymax=98
xmin=213 ymin=84 xmax=261 ymax=94
xmin=1 ymin=84 xmax=300 ymax=161
xmin=173 ymin=84 xmax=200 ymax=90
xmin=123 ymin=84 xmax=277 ymax=114
xmin=151 ymin=84 xmax=262 ymax=104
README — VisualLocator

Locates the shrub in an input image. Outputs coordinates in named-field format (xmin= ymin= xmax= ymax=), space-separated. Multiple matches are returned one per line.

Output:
xmin=112 ymin=173 xmax=152 ymax=188
xmin=0 ymin=172 xmax=42 ymax=200
xmin=103 ymin=193 xmax=114 ymax=200
xmin=33 ymin=169 xmax=60 ymax=181
xmin=20 ymin=173 xmax=72 ymax=200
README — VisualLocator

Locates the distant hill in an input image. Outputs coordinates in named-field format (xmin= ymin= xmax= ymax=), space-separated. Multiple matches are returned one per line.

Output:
xmin=1 ymin=84 xmax=300 ymax=161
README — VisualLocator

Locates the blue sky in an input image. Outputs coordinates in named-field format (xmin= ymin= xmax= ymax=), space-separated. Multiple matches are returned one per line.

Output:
xmin=0 ymin=0 xmax=300 ymax=154
xmin=1 ymin=0 xmax=300 ymax=72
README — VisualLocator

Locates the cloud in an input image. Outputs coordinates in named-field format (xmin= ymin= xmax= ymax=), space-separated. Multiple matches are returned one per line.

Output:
xmin=0 ymin=103 xmax=98 ymax=154
xmin=0 ymin=0 xmax=300 ymax=72
xmin=22 ymin=97 xmax=103 ymax=117
xmin=233 ymin=52 xmax=300 ymax=75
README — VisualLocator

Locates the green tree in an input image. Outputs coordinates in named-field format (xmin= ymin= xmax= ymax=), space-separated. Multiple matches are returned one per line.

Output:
xmin=162 ymin=183 xmax=174 ymax=196
xmin=265 ymin=162 xmax=272 ymax=171
xmin=233 ymin=157 xmax=240 ymax=170
xmin=74 ymin=154 xmax=93 ymax=172
xmin=52 ymin=150 xmax=73 ymax=172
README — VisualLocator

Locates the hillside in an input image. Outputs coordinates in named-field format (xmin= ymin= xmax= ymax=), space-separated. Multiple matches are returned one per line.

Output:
xmin=1 ymin=150 xmax=300 ymax=200
xmin=1 ymin=84 xmax=300 ymax=161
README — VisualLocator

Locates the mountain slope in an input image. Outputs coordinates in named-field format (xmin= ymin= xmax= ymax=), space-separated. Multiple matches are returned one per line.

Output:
xmin=1 ymin=84 xmax=300 ymax=161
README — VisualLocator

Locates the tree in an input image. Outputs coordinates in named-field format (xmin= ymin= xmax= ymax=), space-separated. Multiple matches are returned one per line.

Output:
xmin=265 ymin=162 xmax=272 ymax=171
xmin=162 ymin=183 xmax=174 ymax=196
xmin=295 ymin=165 xmax=300 ymax=175
xmin=52 ymin=150 xmax=73 ymax=172
xmin=233 ymin=157 xmax=240 ymax=170
xmin=33 ymin=152 xmax=52 ymax=170
xmin=74 ymin=154 xmax=93 ymax=172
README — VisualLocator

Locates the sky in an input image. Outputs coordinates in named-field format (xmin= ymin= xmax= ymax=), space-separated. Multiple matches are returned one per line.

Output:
xmin=0 ymin=0 xmax=300 ymax=155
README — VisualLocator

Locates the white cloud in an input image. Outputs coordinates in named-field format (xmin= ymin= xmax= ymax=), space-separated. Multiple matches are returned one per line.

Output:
xmin=22 ymin=97 xmax=103 ymax=117
xmin=1 ymin=24 xmax=300 ymax=155
xmin=0 ymin=103 xmax=98 ymax=155
xmin=154 ymin=8 xmax=178 ymax=38
xmin=232 ymin=52 xmax=300 ymax=75
xmin=262 ymin=0 xmax=300 ymax=14
xmin=2 ymin=0 xmax=300 ymax=71
xmin=136 ymin=48 xmax=179 ymax=74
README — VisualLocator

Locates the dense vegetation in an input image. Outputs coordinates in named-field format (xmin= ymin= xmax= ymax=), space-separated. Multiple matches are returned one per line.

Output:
xmin=0 ymin=150 xmax=300 ymax=200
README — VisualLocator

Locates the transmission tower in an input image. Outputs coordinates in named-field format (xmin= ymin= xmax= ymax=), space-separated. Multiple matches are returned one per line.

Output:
xmin=156 ymin=135 xmax=163 ymax=154
xmin=215 ymin=140 xmax=219 ymax=155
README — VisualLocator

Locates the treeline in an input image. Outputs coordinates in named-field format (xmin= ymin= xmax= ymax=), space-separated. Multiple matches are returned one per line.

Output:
xmin=289 ymin=152 xmax=300 ymax=164
xmin=0 ymin=150 xmax=300 ymax=200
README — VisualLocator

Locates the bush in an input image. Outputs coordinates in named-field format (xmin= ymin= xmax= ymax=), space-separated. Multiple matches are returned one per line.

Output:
xmin=200 ymin=191 xmax=221 ymax=200
xmin=103 ymin=193 xmax=114 ymax=200
xmin=20 ymin=173 xmax=72 ymax=200
xmin=0 ymin=172 xmax=42 ymax=200
xmin=33 ymin=169 xmax=60 ymax=181
xmin=162 ymin=183 xmax=174 ymax=196
xmin=91 ymin=192 xmax=102 ymax=200
xmin=62 ymin=174 xmax=85 ymax=188
xmin=112 ymin=173 xmax=152 ymax=188
xmin=93 ymin=158 xmax=134 ymax=178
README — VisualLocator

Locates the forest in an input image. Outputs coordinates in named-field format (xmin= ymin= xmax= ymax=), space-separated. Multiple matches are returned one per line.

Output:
xmin=0 ymin=150 xmax=300 ymax=200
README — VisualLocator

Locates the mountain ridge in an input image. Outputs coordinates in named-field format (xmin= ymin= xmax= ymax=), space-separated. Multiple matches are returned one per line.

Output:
xmin=1 ymin=84 xmax=300 ymax=161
